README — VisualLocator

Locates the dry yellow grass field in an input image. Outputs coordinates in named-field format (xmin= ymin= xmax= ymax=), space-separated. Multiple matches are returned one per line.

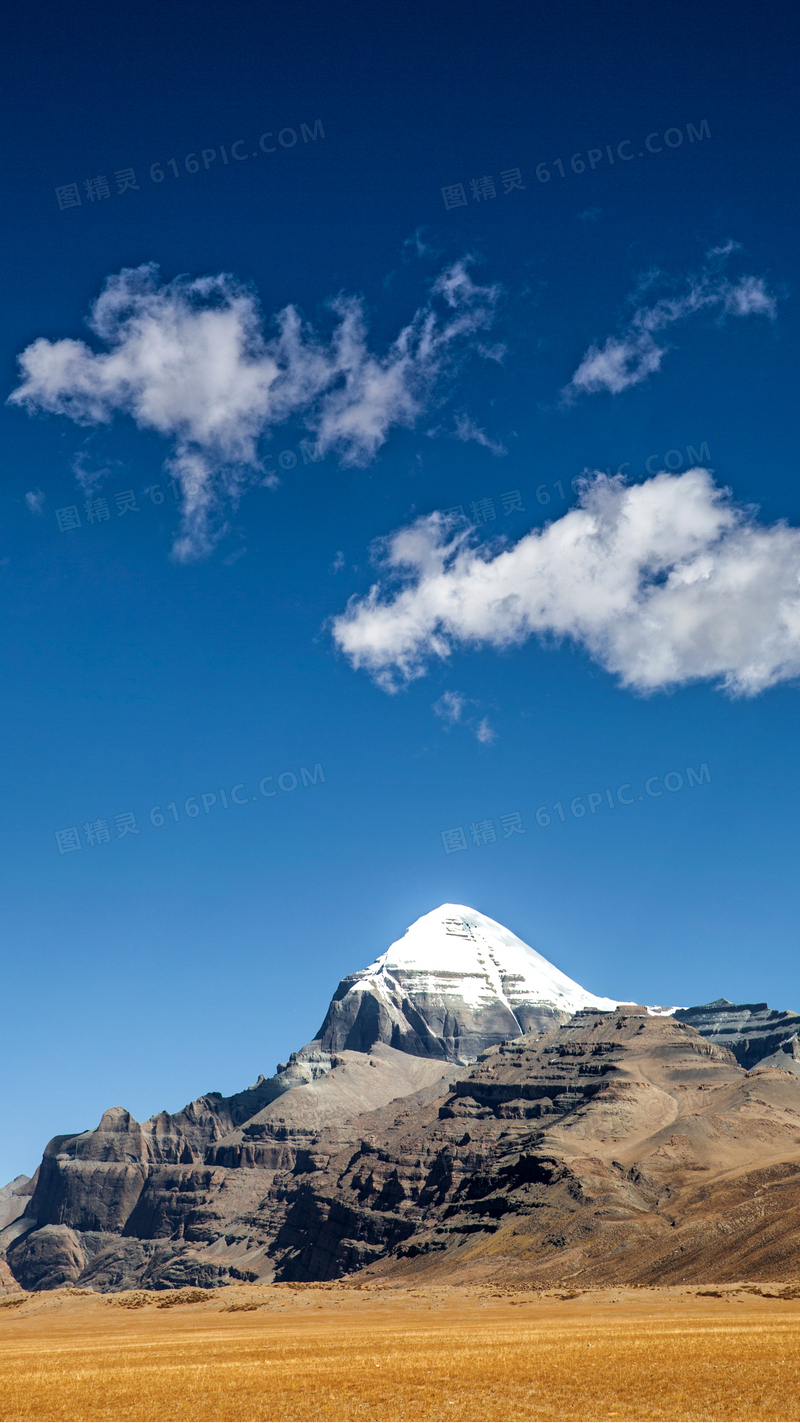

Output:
xmin=1 ymin=1282 xmax=800 ymax=1422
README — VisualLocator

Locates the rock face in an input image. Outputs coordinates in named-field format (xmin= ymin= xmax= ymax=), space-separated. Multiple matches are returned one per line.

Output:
xmin=0 ymin=1177 xmax=31 ymax=1234
xmin=261 ymin=1008 xmax=800 ymax=1288
xmin=673 ymin=999 xmax=800 ymax=1069
xmin=6 ymin=903 xmax=800 ymax=1294
xmin=14 ymin=1006 xmax=800 ymax=1293
xmin=312 ymin=904 xmax=619 ymax=1062
xmin=0 ymin=1176 xmax=33 ymax=1282
xmin=2 ymin=1045 xmax=451 ymax=1292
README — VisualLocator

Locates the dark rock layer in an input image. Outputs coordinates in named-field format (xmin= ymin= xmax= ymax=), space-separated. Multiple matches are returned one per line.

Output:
xmin=674 ymin=999 xmax=800 ymax=1069
xmin=313 ymin=971 xmax=571 ymax=1062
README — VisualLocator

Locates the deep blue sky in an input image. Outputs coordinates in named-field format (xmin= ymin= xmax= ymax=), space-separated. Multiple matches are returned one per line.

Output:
xmin=2 ymin=0 xmax=799 ymax=1183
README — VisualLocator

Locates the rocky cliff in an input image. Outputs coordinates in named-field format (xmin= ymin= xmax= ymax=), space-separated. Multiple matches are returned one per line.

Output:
xmin=1 ymin=1044 xmax=451 ymax=1292
xmin=673 ymin=999 xmax=800 ymax=1069
xmin=5 ymin=905 xmax=800 ymax=1294
xmin=225 ymin=1007 xmax=800 ymax=1289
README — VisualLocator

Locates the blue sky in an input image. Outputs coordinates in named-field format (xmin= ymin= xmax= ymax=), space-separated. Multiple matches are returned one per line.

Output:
xmin=2 ymin=0 xmax=799 ymax=1183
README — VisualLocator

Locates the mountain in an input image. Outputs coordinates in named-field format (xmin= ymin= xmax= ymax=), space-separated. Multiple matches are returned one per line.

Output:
xmin=266 ymin=1005 xmax=800 ymax=1288
xmin=3 ymin=904 xmax=800 ymax=1295
xmin=0 ymin=1176 xmax=31 ymax=1235
xmin=223 ymin=902 xmax=623 ymax=1111
xmin=673 ymin=999 xmax=800 ymax=1069
xmin=2 ymin=1044 xmax=452 ymax=1292
xmin=311 ymin=904 xmax=620 ymax=1061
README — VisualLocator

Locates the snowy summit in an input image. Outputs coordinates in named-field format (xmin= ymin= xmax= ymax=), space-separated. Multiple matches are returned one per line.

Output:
xmin=312 ymin=904 xmax=621 ymax=1063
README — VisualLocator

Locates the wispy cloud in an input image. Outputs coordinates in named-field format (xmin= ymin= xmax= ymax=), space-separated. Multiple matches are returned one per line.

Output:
xmin=9 ymin=259 xmax=502 ymax=562
xmin=25 ymin=489 xmax=45 ymax=515
xmin=452 ymin=412 xmax=507 ymax=456
xmin=563 ymin=245 xmax=777 ymax=400
xmin=222 ymin=546 xmax=246 ymax=566
xmin=332 ymin=467 xmax=800 ymax=698
xmin=401 ymin=227 xmax=435 ymax=261
xmin=578 ymin=208 xmax=602 ymax=223
xmin=433 ymin=689 xmax=496 ymax=743
xmin=70 ymin=448 xmax=126 ymax=495
xmin=475 ymin=716 xmax=496 ymax=744
xmin=433 ymin=690 xmax=466 ymax=725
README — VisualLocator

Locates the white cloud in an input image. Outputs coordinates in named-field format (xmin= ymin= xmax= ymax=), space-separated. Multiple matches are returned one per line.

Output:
xmin=70 ymin=448 xmax=125 ymax=495
xmin=330 ymin=551 xmax=345 ymax=574
xmin=563 ymin=247 xmax=777 ymax=399
xmin=222 ymin=546 xmax=246 ymax=566
xmin=452 ymin=412 xmax=507 ymax=456
xmin=433 ymin=689 xmax=496 ymax=742
xmin=433 ymin=689 xmax=466 ymax=725
xmin=8 ymin=260 xmax=501 ymax=561
xmin=401 ymin=228 xmax=435 ymax=261
xmin=332 ymin=468 xmax=800 ymax=698
xmin=25 ymin=489 xmax=45 ymax=515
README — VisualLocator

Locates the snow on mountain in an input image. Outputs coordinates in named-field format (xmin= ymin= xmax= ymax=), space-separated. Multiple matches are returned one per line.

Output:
xmin=311 ymin=904 xmax=622 ymax=1063
xmin=362 ymin=904 xmax=619 ymax=1016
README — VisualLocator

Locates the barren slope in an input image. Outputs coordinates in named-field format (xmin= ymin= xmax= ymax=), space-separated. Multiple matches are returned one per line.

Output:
xmin=8 ymin=1005 xmax=800 ymax=1294
xmin=258 ymin=1007 xmax=800 ymax=1287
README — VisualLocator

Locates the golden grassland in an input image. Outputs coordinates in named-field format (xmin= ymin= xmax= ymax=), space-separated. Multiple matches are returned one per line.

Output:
xmin=1 ymin=1281 xmax=800 ymax=1422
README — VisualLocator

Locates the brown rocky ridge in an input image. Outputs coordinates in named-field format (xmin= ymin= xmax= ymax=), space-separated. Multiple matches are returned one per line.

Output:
xmin=3 ymin=906 xmax=800 ymax=1295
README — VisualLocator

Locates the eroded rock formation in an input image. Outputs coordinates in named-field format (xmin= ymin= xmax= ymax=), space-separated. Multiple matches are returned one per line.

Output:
xmin=5 ymin=906 xmax=800 ymax=1294
xmin=674 ymin=999 xmax=800 ymax=1069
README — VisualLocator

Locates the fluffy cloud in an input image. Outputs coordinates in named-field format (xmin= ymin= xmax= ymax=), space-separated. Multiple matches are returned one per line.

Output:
xmin=25 ymin=489 xmax=44 ymax=515
xmin=563 ymin=246 xmax=777 ymax=399
xmin=8 ymin=260 xmax=501 ymax=561
xmin=332 ymin=468 xmax=800 ymax=697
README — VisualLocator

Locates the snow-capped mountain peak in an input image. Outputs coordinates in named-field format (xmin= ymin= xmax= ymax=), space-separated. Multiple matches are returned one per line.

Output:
xmin=313 ymin=903 xmax=620 ymax=1063
xmin=362 ymin=904 xmax=619 ymax=1016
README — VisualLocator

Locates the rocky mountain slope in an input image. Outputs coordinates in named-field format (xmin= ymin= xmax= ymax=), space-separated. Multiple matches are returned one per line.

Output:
xmin=277 ymin=1006 xmax=800 ymax=1289
xmin=2 ymin=1044 xmax=452 ymax=1292
xmin=674 ymin=999 xmax=800 ymax=1069
xmin=4 ymin=905 xmax=800 ymax=1294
